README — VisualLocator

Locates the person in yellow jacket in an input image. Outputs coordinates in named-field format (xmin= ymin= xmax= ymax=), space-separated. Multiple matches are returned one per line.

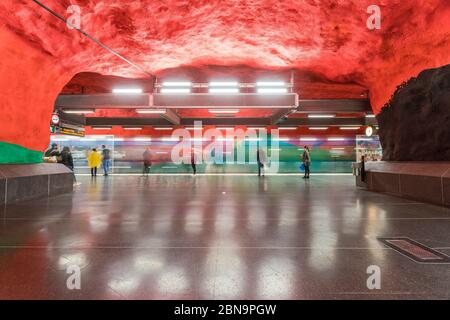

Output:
xmin=87 ymin=148 xmax=102 ymax=177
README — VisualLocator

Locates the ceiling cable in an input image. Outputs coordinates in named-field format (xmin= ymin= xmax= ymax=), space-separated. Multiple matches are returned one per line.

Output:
xmin=32 ymin=0 xmax=153 ymax=78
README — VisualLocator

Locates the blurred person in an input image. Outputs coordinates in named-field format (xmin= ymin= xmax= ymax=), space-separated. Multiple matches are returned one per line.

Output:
xmin=59 ymin=146 xmax=77 ymax=183
xmin=257 ymin=148 xmax=267 ymax=177
xmin=87 ymin=148 xmax=101 ymax=177
xmin=302 ymin=146 xmax=311 ymax=179
xmin=191 ymin=148 xmax=197 ymax=175
xmin=44 ymin=143 xmax=60 ymax=157
xmin=101 ymin=145 xmax=112 ymax=176
xmin=142 ymin=147 xmax=152 ymax=176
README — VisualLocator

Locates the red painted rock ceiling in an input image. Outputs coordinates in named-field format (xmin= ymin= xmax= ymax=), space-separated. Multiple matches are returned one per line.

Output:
xmin=0 ymin=0 xmax=449 ymax=150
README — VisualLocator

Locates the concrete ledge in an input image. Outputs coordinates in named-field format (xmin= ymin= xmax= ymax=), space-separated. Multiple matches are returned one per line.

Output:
xmin=0 ymin=163 xmax=73 ymax=203
xmin=357 ymin=161 xmax=450 ymax=207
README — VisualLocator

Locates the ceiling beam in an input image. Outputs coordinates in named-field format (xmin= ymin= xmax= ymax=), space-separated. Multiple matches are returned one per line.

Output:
xmin=160 ymin=109 xmax=181 ymax=125
xmin=297 ymin=99 xmax=371 ymax=113
xmin=84 ymin=117 xmax=374 ymax=127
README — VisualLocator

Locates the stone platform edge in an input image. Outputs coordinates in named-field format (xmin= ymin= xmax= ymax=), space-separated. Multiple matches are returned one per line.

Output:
xmin=356 ymin=161 xmax=450 ymax=207
xmin=0 ymin=163 xmax=73 ymax=204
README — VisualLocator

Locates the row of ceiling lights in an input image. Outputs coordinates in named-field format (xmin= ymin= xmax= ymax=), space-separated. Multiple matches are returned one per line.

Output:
xmin=63 ymin=109 xmax=376 ymax=118
xmin=111 ymin=81 xmax=290 ymax=95
xmin=90 ymin=126 xmax=373 ymax=131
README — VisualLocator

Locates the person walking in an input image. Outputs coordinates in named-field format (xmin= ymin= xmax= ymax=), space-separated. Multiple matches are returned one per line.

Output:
xmin=142 ymin=147 xmax=152 ymax=176
xmin=302 ymin=146 xmax=311 ymax=179
xmin=87 ymin=148 xmax=101 ymax=177
xmin=257 ymin=148 xmax=267 ymax=177
xmin=101 ymin=145 xmax=112 ymax=176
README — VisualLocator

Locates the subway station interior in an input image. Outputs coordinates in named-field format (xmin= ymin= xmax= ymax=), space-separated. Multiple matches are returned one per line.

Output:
xmin=0 ymin=0 xmax=449 ymax=300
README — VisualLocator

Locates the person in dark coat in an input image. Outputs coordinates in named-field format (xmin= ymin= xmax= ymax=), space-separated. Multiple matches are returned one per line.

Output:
xmin=143 ymin=147 xmax=152 ymax=176
xmin=302 ymin=146 xmax=311 ymax=179
xmin=59 ymin=146 xmax=74 ymax=170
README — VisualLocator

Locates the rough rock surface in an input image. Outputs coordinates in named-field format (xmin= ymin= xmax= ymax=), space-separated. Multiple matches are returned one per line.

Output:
xmin=0 ymin=1 xmax=449 ymax=152
xmin=378 ymin=65 xmax=450 ymax=161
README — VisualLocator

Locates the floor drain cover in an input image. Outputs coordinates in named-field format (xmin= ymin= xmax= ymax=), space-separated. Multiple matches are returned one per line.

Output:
xmin=378 ymin=237 xmax=450 ymax=263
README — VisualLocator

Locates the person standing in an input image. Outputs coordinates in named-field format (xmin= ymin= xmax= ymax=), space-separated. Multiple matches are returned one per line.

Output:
xmin=191 ymin=148 xmax=197 ymax=175
xmin=59 ymin=146 xmax=76 ymax=183
xmin=87 ymin=148 xmax=101 ymax=177
xmin=101 ymin=145 xmax=112 ymax=176
xmin=142 ymin=147 xmax=152 ymax=176
xmin=302 ymin=146 xmax=311 ymax=179
xmin=257 ymin=148 xmax=266 ymax=177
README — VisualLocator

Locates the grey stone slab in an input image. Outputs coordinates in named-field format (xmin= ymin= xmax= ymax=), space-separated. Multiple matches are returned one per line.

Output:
xmin=49 ymin=173 xmax=73 ymax=197
xmin=6 ymin=175 xmax=49 ymax=203
xmin=400 ymin=175 xmax=444 ymax=205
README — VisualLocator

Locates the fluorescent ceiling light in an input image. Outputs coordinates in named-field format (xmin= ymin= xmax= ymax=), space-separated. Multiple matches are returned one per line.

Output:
xmin=273 ymin=137 xmax=290 ymax=141
xmin=328 ymin=138 xmax=346 ymax=141
xmin=216 ymin=127 xmax=235 ymax=130
xmin=136 ymin=109 xmax=166 ymax=114
xmin=153 ymin=127 xmax=173 ymax=130
xmin=209 ymin=88 xmax=239 ymax=94
xmin=365 ymin=114 xmax=376 ymax=118
xmin=247 ymin=127 xmax=266 ymax=130
xmin=162 ymin=82 xmax=192 ymax=87
xmin=160 ymin=88 xmax=191 ymax=94
xmin=209 ymin=81 xmax=238 ymax=87
xmin=308 ymin=114 xmax=335 ymax=118
xmin=123 ymin=127 xmax=143 ymax=130
xmin=332 ymin=147 xmax=345 ymax=150
xmin=161 ymin=137 xmax=180 ymax=141
xmin=133 ymin=137 xmax=152 ymax=141
xmin=256 ymin=81 xmax=286 ymax=87
xmin=112 ymin=88 xmax=142 ymax=94
xmin=300 ymin=138 xmax=318 ymax=141
xmin=63 ymin=109 xmax=95 ymax=114
xmin=209 ymin=109 xmax=239 ymax=114
xmin=278 ymin=127 xmax=297 ymax=130
xmin=309 ymin=127 xmax=328 ymax=130
xmin=92 ymin=126 xmax=112 ymax=130
xmin=185 ymin=127 xmax=203 ymax=130
xmin=257 ymin=88 xmax=288 ymax=94
xmin=339 ymin=126 xmax=361 ymax=130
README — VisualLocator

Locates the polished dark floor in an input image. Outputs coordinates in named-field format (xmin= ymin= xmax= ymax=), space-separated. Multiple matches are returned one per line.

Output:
xmin=0 ymin=175 xmax=449 ymax=299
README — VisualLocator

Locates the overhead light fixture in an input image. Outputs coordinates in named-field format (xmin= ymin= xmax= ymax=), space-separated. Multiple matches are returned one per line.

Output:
xmin=365 ymin=114 xmax=376 ymax=118
xmin=216 ymin=127 xmax=235 ymax=130
xmin=209 ymin=81 xmax=238 ymax=87
xmin=209 ymin=109 xmax=239 ymax=114
xmin=133 ymin=137 xmax=152 ymax=141
xmin=123 ymin=126 xmax=143 ymax=130
xmin=209 ymin=88 xmax=239 ymax=94
xmin=160 ymin=88 xmax=191 ymax=94
xmin=256 ymin=81 xmax=286 ymax=87
xmin=273 ymin=137 xmax=290 ymax=141
xmin=309 ymin=127 xmax=329 ymax=130
xmin=339 ymin=126 xmax=361 ymax=130
xmin=308 ymin=114 xmax=336 ymax=118
xmin=162 ymin=81 xmax=192 ymax=87
xmin=63 ymin=109 xmax=95 ymax=114
xmin=136 ymin=109 xmax=166 ymax=114
xmin=161 ymin=137 xmax=180 ymax=141
xmin=185 ymin=127 xmax=203 ymax=130
xmin=278 ymin=127 xmax=297 ymax=130
xmin=112 ymin=88 xmax=143 ymax=94
xmin=153 ymin=127 xmax=173 ymax=130
xmin=328 ymin=138 xmax=346 ymax=141
xmin=300 ymin=137 xmax=318 ymax=141
xmin=257 ymin=88 xmax=288 ymax=94
xmin=92 ymin=126 xmax=112 ymax=130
